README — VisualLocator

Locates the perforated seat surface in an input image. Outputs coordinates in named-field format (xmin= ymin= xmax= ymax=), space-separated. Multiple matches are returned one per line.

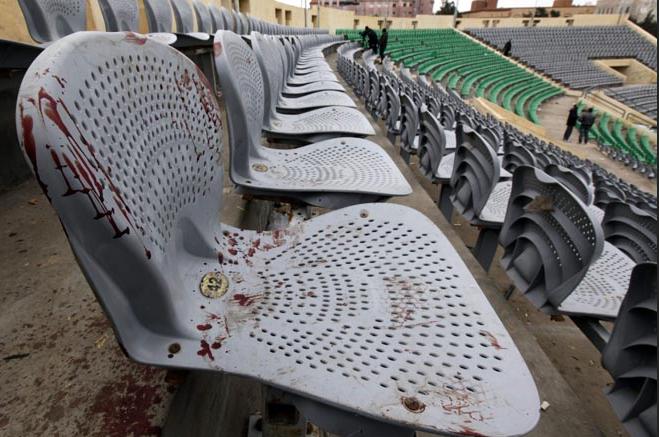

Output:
xmin=268 ymin=107 xmax=375 ymax=137
xmin=558 ymin=242 xmax=635 ymax=319
xmin=288 ymin=71 xmax=339 ymax=85
xmin=437 ymin=154 xmax=511 ymax=181
xmin=233 ymin=138 xmax=411 ymax=196
xmin=278 ymin=91 xmax=356 ymax=110
xmin=18 ymin=30 xmax=539 ymax=437
xmin=283 ymin=81 xmax=346 ymax=95
xmin=201 ymin=203 xmax=540 ymax=436
xmin=479 ymin=181 xmax=513 ymax=224
xmin=587 ymin=204 xmax=605 ymax=223
xmin=18 ymin=0 xmax=86 ymax=43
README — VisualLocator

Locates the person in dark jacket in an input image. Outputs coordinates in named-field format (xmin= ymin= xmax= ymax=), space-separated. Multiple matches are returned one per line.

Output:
xmin=502 ymin=40 xmax=512 ymax=57
xmin=563 ymin=104 xmax=579 ymax=141
xmin=360 ymin=26 xmax=378 ymax=53
xmin=379 ymin=28 xmax=388 ymax=60
xmin=578 ymin=107 xmax=596 ymax=144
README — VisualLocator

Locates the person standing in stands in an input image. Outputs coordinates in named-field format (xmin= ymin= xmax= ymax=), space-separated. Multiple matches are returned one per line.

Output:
xmin=360 ymin=26 xmax=378 ymax=53
xmin=379 ymin=28 xmax=389 ymax=61
xmin=502 ymin=39 xmax=512 ymax=57
xmin=578 ymin=107 xmax=596 ymax=144
xmin=563 ymin=104 xmax=579 ymax=141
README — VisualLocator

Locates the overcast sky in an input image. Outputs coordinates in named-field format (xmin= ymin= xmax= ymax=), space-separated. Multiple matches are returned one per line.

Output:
xmin=279 ymin=0 xmax=598 ymax=12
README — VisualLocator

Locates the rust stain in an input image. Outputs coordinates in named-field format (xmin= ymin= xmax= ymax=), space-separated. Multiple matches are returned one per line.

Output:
xmin=401 ymin=396 xmax=425 ymax=413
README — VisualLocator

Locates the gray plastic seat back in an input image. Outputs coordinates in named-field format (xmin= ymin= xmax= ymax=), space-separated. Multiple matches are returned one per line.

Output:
xmin=220 ymin=7 xmax=233 ymax=31
xmin=545 ymin=164 xmax=594 ymax=206
xmin=502 ymin=141 xmax=536 ymax=173
xmin=251 ymin=33 xmax=283 ymax=127
xmin=213 ymin=30 xmax=265 ymax=174
xmin=418 ymin=108 xmax=447 ymax=181
xmin=232 ymin=10 xmax=242 ymax=34
xmin=400 ymin=92 xmax=419 ymax=152
xmin=144 ymin=0 xmax=173 ymax=32
xmin=171 ymin=0 xmax=195 ymax=33
xmin=449 ymin=129 xmax=500 ymax=221
xmin=98 ymin=0 xmax=139 ymax=31
xmin=602 ymin=202 xmax=658 ymax=263
xmin=238 ymin=12 xmax=249 ymax=34
xmin=209 ymin=4 xmax=224 ymax=31
xmin=384 ymin=82 xmax=400 ymax=135
xmin=440 ymin=103 xmax=456 ymax=129
xmin=15 ymin=31 xmax=223 ymax=354
xmin=192 ymin=0 xmax=212 ymax=33
xmin=478 ymin=126 xmax=501 ymax=154
xmin=499 ymin=166 xmax=604 ymax=312
xmin=18 ymin=0 xmax=87 ymax=43
xmin=602 ymin=262 xmax=657 ymax=437
xmin=594 ymin=176 xmax=627 ymax=209
xmin=427 ymin=96 xmax=441 ymax=117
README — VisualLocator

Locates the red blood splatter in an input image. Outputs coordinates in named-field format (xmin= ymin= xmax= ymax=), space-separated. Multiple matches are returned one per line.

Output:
xmin=89 ymin=366 xmax=164 ymax=436
xmin=52 ymin=75 xmax=67 ymax=88
xmin=19 ymin=103 xmax=49 ymax=200
xmin=213 ymin=41 xmax=222 ymax=57
xmin=196 ymin=324 xmax=212 ymax=331
xmin=458 ymin=426 xmax=486 ymax=437
xmin=247 ymin=247 xmax=256 ymax=257
xmin=480 ymin=330 xmax=505 ymax=351
xmin=227 ymin=248 xmax=238 ymax=256
xmin=124 ymin=32 xmax=147 ymax=45
xmin=228 ymin=237 xmax=238 ymax=246
xmin=232 ymin=293 xmax=262 ymax=307
xmin=197 ymin=340 xmax=214 ymax=360
xmin=218 ymin=252 xmax=225 ymax=264
xmin=252 ymin=239 xmax=260 ymax=249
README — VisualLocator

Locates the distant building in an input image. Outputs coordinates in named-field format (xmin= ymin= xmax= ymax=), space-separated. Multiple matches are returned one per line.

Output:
xmin=470 ymin=0 xmax=498 ymax=12
xmin=311 ymin=0 xmax=434 ymax=17
xmin=461 ymin=5 xmax=596 ymax=18
xmin=596 ymin=0 xmax=657 ymax=21
xmin=553 ymin=0 xmax=573 ymax=7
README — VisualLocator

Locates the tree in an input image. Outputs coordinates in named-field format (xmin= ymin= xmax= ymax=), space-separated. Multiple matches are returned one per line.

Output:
xmin=631 ymin=11 xmax=657 ymax=38
xmin=550 ymin=9 xmax=561 ymax=17
xmin=535 ymin=7 xmax=549 ymax=17
xmin=436 ymin=1 xmax=456 ymax=15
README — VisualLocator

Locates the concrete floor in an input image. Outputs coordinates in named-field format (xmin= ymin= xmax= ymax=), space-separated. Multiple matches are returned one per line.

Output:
xmin=0 ymin=50 xmax=638 ymax=437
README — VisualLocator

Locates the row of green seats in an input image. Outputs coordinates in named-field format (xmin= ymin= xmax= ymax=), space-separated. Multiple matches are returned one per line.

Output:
xmin=576 ymin=101 xmax=657 ymax=165
xmin=338 ymin=28 xmax=563 ymax=124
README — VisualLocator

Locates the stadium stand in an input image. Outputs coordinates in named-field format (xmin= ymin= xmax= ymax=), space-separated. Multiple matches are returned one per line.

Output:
xmin=467 ymin=26 xmax=657 ymax=90
xmin=605 ymin=84 xmax=658 ymax=120
xmin=338 ymin=28 xmax=563 ymax=125
xmin=338 ymin=47 xmax=657 ymax=434
xmin=1 ymin=1 xmax=656 ymax=433
xmin=16 ymin=30 xmax=544 ymax=437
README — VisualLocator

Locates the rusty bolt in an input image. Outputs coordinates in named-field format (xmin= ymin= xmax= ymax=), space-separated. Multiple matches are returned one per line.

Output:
xmin=402 ymin=396 xmax=426 ymax=413
xmin=252 ymin=163 xmax=268 ymax=172
xmin=359 ymin=210 xmax=369 ymax=218
xmin=168 ymin=343 xmax=181 ymax=355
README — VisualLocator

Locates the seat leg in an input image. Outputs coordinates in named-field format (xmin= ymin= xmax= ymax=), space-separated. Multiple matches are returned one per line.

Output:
xmin=399 ymin=147 xmax=411 ymax=165
xmin=472 ymin=227 xmax=499 ymax=271
xmin=438 ymin=184 xmax=454 ymax=222
xmin=504 ymin=285 xmax=515 ymax=300
xmin=253 ymin=386 xmax=307 ymax=437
